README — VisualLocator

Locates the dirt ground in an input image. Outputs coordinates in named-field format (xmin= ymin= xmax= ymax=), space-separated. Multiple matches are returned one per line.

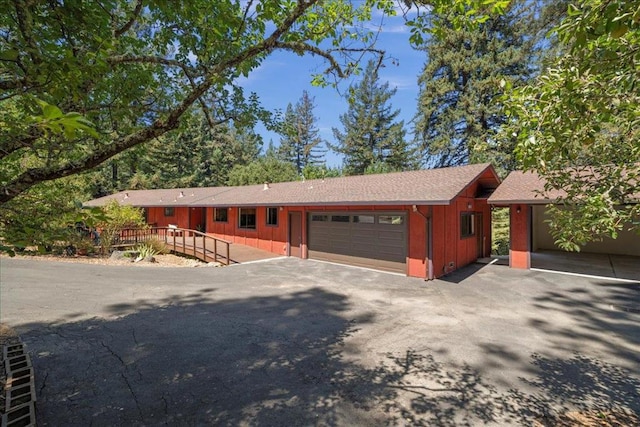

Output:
xmin=2 ymin=252 xmax=211 ymax=268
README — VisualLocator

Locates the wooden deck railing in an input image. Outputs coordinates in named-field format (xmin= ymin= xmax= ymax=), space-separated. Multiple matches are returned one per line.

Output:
xmin=116 ymin=227 xmax=232 ymax=265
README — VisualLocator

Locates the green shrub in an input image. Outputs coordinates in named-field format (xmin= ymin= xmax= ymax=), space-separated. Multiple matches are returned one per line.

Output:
xmin=135 ymin=243 xmax=159 ymax=259
xmin=96 ymin=200 xmax=147 ymax=253
xmin=143 ymin=237 xmax=169 ymax=255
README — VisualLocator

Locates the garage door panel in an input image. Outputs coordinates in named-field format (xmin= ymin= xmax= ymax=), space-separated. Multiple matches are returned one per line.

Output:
xmin=308 ymin=250 xmax=406 ymax=273
xmin=308 ymin=211 xmax=407 ymax=274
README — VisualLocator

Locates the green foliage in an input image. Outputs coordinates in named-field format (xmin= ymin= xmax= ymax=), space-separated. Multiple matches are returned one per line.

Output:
xmin=504 ymin=0 xmax=640 ymax=246
xmin=227 ymin=157 xmax=299 ymax=186
xmin=89 ymin=114 xmax=262 ymax=196
xmin=301 ymin=164 xmax=342 ymax=180
xmin=277 ymin=91 xmax=326 ymax=174
xmin=1 ymin=0 xmax=396 ymax=205
xmin=141 ymin=238 xmax=170 ymax=256
xmin=413 ymin=0 xmax=540 ymax=170
xmin=491 ymin=207 xmax=509 ymax=255
xmin=0 ymin=176 xmax=97 ymax=254
xmin=406 ymin=0 xmax=511 ymax=45
xmin=96 ymin=200 xmax=147 ymax=253
xmin=135 ymin=242 xmax=161 ymax=259
xmin=331 ymin=60 xmax=415 ymax=175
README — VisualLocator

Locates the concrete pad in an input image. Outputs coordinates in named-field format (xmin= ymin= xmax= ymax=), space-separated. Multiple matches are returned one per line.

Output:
xmin=531 ymin=250 xmax=640 ymax=281
xmin=1 ymin=257 xmax=638 ymax=425
xmin=228 ymin=243 xmax=283 ymax=264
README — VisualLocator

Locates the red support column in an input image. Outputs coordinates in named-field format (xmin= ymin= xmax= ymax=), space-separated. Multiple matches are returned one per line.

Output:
xmin=510 ymin=204 xmax=531 ymax=269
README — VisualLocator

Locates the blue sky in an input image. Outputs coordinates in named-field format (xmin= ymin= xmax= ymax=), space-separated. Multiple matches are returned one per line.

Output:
xmin=237 ymin=11 xmax=424 ymax=167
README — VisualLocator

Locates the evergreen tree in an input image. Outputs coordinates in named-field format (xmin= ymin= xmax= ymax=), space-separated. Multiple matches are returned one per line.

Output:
xmin=89 ymin=114 xmax=261 ymax=195
xmin=413 ymin=0 xmax=539 ymax=171
xmin=278 ymin=91 xmax=326 ymax=174
xmin=330 ymin=61 xmax=414 ymax=175
xmin=227 ymin=157 xmax=298 ymax=186
xmin=144 ymin=116 xmax=261 ymax=188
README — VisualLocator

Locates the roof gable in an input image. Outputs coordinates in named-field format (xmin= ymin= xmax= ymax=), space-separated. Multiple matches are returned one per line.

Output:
xmin=488 ymin=170 xmax=564 ymax=205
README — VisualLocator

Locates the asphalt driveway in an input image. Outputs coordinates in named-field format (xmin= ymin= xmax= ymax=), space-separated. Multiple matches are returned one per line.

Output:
xmin=1 ymin=257 xmax=639 ymax=426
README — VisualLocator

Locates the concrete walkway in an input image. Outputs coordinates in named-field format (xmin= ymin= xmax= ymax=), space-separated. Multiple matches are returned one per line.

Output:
xmin=228 ymin=243 xmax=283 ymax=264
xmin=1 ymin=258 xmax=639 ymax=426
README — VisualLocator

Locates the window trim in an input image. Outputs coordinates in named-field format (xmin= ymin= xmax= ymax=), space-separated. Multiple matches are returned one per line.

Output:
xmin=164 ymin=207 xmax=175 ymax=217
xmin=214 ymin=207 xmax=228 ymax=223
xmin=266 ymin=207 xmax=278 ymax=227
xmin=238 ymin=207 xmax=257 ymax=230
xmin=460 ymin=212 xmax=475 ymax=239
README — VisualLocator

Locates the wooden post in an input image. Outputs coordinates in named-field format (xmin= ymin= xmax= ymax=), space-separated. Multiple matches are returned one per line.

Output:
xmin=213 ymin=239 xmax=217 ymax=263
xmin=202 ymin=236 xmax=207 ymax=262
xmin=193 ymin=233 xmax=196 ymax=257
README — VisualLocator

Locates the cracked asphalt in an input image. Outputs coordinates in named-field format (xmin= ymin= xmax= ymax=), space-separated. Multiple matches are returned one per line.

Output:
xmin=1 ymin=257 xmax=639 ymax=426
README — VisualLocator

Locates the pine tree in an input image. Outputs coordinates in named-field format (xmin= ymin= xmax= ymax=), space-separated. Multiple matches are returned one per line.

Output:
xmin=330 ymin=60 xmax=414 ymax=175
xmin=277 ymin=91 xmax=325 ymax=174
xmin=413 ymin=0 xmax=539 ymax=171
xmin=90 ymin=113 xmax=262 ymax=194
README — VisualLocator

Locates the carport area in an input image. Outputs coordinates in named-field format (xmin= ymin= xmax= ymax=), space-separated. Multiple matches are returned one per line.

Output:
xmin=531 ymin=250 xmax=640 ymax=281
xmin=1 ymin=257 xmax=639 ymax=425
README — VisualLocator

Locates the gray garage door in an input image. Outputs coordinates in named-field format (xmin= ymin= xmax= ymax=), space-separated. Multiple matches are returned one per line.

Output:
xmin=308 ymin=212 xmax=407 ymax=273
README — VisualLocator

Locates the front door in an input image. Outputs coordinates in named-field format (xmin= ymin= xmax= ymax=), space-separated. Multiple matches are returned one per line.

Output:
xmin=289 ymin=212 xmax=302 ymax=258
xmin=189 ymin=207 xmax=206 ymax=232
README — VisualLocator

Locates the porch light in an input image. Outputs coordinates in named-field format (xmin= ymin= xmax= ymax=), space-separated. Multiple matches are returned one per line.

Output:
xmin=467 ymin=202 xmax=472 ymax=209
xmin=516 ymin=206 xmax=521 ymax=214
xmin=178 ymin=191 xmax=185 ymax=198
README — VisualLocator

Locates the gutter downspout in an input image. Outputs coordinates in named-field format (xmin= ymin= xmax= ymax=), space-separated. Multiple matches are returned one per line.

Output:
xmin=428 ymin=206 xmax=434 ymax=280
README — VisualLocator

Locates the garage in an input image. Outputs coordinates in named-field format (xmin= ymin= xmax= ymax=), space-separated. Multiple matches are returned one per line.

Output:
xmin=532 ymin=205 xmax=640 ymax=256
xmin=308 ymin=211 xmax=407 ymax=273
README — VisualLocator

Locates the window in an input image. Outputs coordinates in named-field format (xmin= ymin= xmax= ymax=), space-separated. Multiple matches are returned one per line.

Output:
xmin=164 ymin=207 xmax=175 ymax=217
xmin=379 ymin=215 xmax=404 ymax=225
xmin=214 ymin=208 xmax=228 ymax=223
xmin=461 ymin=212 xmax=475 ymax=238
xmin=311 ymin=215 xmax=329 ymax=222
xmin=238 ymin=208 xmax=257 ymax=229
xmin=266 ymin=207 xmax=278 ymax=226
xmin=353 ymin=215 xmax=375 ymax=224
xmin=331 ymin=215 xmax=350 ymax=222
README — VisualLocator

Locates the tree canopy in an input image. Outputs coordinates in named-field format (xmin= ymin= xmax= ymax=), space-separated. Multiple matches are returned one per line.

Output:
xmin=277 ymin=91 xmax=325 ymax=174
xmin=0 ymin=0 xmax=399 ymax=206
xmin=413 ymin=0 xmax=538 ymax=171
xmin=504 ymin=0 xmax=640 ymax=248
xmin=331 ymin=60 xmax=414 ymax=175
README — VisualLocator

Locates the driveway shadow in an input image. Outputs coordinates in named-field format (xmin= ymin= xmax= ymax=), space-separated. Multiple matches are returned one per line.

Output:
xmin=23 ymin=287 xmax=385 ymax=425
xmin=19 ymin=283 xmax=640 ymax=426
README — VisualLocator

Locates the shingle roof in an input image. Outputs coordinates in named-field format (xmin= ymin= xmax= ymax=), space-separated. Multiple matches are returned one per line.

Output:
xmin=84 ymin=163 xmax=499 ymax=208
xmin=487 ymin=170 xmax=565 ymax=205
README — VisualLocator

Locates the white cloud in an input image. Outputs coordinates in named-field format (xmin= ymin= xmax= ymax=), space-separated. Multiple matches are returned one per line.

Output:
xmin=383 ymin=75 xmax=416 ymax=91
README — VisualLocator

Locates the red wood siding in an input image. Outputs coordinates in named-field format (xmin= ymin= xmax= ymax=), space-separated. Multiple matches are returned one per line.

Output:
xmin=429 ymin=178 xmax=492 ymax=278
xmin=206 ymin=206 xmax=289 ymax=256
xmin=147 ymin=207 xmax=189 ymax=228
xmin=142 ymin=192 xmax=493 ymax=279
